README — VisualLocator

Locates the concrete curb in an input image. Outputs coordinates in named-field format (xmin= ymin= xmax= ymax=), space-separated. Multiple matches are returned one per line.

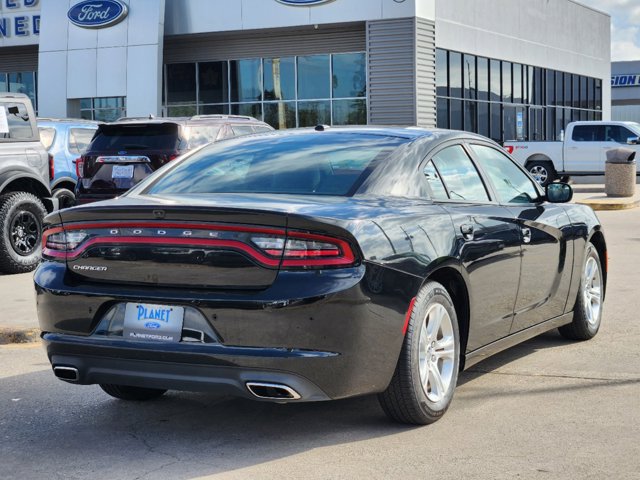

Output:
xmin=576 ymin=196 xmax=640 ymax=211
xmin=0 ymin=328 xmax=40 ymax=345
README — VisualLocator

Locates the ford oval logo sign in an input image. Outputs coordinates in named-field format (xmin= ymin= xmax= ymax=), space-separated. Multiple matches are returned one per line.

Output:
xmin=144 ymin=322 xmax=162 ymax=330
xmin=276 ymin=0 xmax=336 ymax=6
xmin=68 ymin=0 xmax=129 ymax=29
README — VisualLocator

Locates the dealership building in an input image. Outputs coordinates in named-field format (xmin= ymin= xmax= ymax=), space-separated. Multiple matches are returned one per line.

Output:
xmin=0 ymin=0 xmax=611 ymax=143
xmin=611 ymin=61 xmax=640 ymax=122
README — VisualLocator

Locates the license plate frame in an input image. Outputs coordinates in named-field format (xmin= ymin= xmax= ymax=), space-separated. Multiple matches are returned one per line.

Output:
xmin=112 ymin=165 xmax=134 ymax=179
xmin=123 ymin=303 xmax=185 ymax=342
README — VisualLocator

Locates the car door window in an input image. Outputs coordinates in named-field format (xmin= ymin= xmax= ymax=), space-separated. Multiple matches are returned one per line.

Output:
xmin=605 ymin=125 xmax=635 ymax=143
xmin=68 ymin=128 xmax=96 ymax=154
xmin=39 ymin=127 xmax=56 ymax=150
xmin=423 ymin=160 xmax=449 ymax=200
xmin=470 ymin=144 xmax=539 ymax=204
xmin=430 ymin=145 xmax=490 ymax=202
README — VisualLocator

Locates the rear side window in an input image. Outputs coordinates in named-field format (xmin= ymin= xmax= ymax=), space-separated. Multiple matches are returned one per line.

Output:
xmin=230 ymin=125 xmax=257 ymax=137
xmin=39 ymin=127 xmax=56 ymax=150
xmin=253 ymin=126 xmax=273 ymax=133
xmin=89 ymin=123 xmax=179 ymax=151
xmin=431 ymin=145 xmax=489 ymax=202
xmin=572 ymin=125 xmax=605 ymax=142
xmin=184 ymin=125 xmax=221 ymax=149
xmin=68 ymin=128 xmax=96 ymax=154
xmin=146 ymin=134 xmax=406 ymax=196
xmin=0 ymin=102 xmax=34 ymax=140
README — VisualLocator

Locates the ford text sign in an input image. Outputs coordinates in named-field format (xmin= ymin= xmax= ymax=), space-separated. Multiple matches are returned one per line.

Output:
xmin=68 ymin=0 xmax=128 ymax=29
xmin=276 ymin=0 xmax=336 ymax=6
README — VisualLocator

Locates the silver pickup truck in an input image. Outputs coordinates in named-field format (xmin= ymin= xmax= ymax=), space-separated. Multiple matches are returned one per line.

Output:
xmin=504 ymin=121 xmax=640 ymax=186
xmin=0 ymin=93 xmax=56 ymax=274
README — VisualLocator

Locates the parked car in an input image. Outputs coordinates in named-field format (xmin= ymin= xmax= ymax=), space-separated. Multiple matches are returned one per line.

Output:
xmin=38 ymin=118 xmax=100 ymax=208
xmin=75 ymin=115 xmax=274 ymax=204
xmin=35 ymin=127 xmax=606 ymax=425
xmin=0 ymin=93 xmax=57 ymax=274
xmin=504 ymin=120 xmax=640 ymax=186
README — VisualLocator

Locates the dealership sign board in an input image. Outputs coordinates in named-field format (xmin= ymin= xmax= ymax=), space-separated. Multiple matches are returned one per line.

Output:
xmin=276 ymin=0 xmax=336 ymax=5
xmin=611 ymin=74 xmax=640 ymax=88
xmin=68 ymin=0 xmax=128 ymax=29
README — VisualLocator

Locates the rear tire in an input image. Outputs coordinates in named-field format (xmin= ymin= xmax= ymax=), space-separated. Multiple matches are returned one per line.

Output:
xmin=559 ymin=243 xmax=603 ymax=341
xmin=52 ymin=188 xmax=76 ymax=209
xmin=100 ymin=384 xmax=167 ymax=401
xmin=527 ymin=160 xmax=557 ymax=187
xmin=0 ymin=192 xmax=46 ymax=274
xmin=378 ymin=281 xmax=460 ymax=425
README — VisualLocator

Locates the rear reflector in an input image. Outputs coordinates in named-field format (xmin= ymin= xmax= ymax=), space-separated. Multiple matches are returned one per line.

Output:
xmin=48 ymin=154 xmax=55 ymax=182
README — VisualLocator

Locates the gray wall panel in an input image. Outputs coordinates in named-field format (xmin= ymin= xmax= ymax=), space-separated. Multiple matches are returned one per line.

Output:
xmin=415 ymin=17 xmax=436 ymax=128
xmin=367 ymin=18 xmax=417 ymax=126
xmin=164 ymin=24 xmax=366 ymax=63
xmin=0 ymin=46 xmax=39 ymax=72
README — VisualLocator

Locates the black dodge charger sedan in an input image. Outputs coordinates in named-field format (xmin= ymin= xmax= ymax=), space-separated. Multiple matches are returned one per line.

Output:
xmin=35 ymin=127 xmax=606 ymax=425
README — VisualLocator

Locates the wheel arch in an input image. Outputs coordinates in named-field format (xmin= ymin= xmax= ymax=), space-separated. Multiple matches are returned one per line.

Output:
xmin=425 ymin=265 xmax=471 ymax=370
xmin=51 ymin=177 xmax=77 ymax=192
xmin=524 ymin=154 xmax=555 ymax=169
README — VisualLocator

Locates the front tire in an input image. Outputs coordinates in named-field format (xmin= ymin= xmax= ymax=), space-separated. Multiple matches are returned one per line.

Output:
xmin=559 ymin=243 xmax=603 ymax=340
xmin=378 ymin=281 xmax=460 ymax=425
xmin=0 ymin=192 xmax=46 ymax=274
xmin=100 ymin=384 xmax=167 ymax=401
xmin=527 ymin=160 xmax=557 ymax=187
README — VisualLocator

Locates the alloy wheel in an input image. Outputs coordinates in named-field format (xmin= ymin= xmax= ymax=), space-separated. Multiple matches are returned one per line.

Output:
xmin=583 ymin=256 xmax=602 ymax=328
xmin=10 ymin=210 xmax=40 ymax=256
xmin=529 ymin=165 xmax=548 ymax=184
xmin=418 ymin=303 xmax=456 ymax=403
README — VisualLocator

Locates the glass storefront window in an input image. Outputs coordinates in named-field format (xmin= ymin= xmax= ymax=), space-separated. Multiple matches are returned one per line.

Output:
xmin=298 ymin=55 xmax=330 ymax=100
xmin=449 ymin=52 xmax=462 ymax=98
xmin=436 ymin=49 xmax=448 ymax=97
xmin=298 ymin=101 xmax=330 ymax=127
xmin=546 ymin=70 xmax=555 ymax=106
xmin=463 ymin=54 xmax=476 ymax=100
xmin=264 ymin=57 xmax=295 ymax=101
xmin=512 ymin=64 xmax=522 ymax=104
xmin=231 ymin=103 xmax=262 ymax=119
xmin=572 ymin=74 xmax=580 ymax=109
xmin=502 ymin=62 xmax=512 ymax=103
xmin=450 ymin=99 xmax=463 ymax=130
xmin=478 ymin=101 xmax=489 ymax=137
xmin=477 ymin=57 xmax=489 ymax=101
xmin=437 ymin=98 xmax=449 ymax=129
xmin=79 ymin=97 xmax=126 ymax=122
xmin=230 ymin=59 xmax=262 ymax=103
xmin=580 ymin=76 xmax=588 ymax=109
xmin=490 ymin=103 xmax=501 ymax=143
xmin=490 ymin=59 xmax=501 ymax=102
xmin=333 ymin=99 xmax=366 ymax=125
xmin=199 ymin=104 xmax=230 ymax=115
xmin=332 ymin=53 xmax=366 ymax=98
xmin=0 ymin=73 xmax=6 ymax=91
xmin=199 ymin=62 xmax=228 ymax=104
xmin=167 ymin=105 xmax=197 ymax=117
xmin=264 ymin=102 xmax=296 ymax=129
xmin=464 ymin=100 xmax=477 ymax=132
xmin=166 ymin=63 xmax=196 ymax=105
xmin=564 ymin=73 xmax=572 ymax=107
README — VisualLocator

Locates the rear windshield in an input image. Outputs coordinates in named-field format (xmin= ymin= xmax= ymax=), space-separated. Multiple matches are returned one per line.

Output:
xmin=89 ymin=123 xmax=179 ymax=151
xmin=146 ymin=133 xmax=406 ymax=196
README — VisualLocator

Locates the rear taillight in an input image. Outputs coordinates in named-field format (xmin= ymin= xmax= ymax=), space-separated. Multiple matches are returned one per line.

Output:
xmin=252 ymin=232 xmax=355 ymax=268
xmin=42 ymin=228 xmax=89 ymax=260
xmin=168 ymin=153 xmax=179 ymax=161
xmin=504 ymin=145 xmax=515 ymax=154
xmin=75 ymin=157 xmax=84 ymax=178
xmin=48 ymin=154 xmax=54 ymax=181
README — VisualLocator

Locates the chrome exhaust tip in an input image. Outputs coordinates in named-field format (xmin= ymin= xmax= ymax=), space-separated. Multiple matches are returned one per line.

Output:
xmin=53 ymin=366 xmax=79 ymax=382
xmin=246 ymin=382 xmax=301 ymax=401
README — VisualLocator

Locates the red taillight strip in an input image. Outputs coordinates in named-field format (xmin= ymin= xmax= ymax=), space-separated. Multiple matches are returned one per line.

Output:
xmin=281 ymin=232 xmax=355 ymax=267
xmin=402 ymin=297 xmax=417 ymax=336
xmin=44 ymin=236 xmax=282 ymax=266
xmin=61 ymin=221 xmax=286 ymax=236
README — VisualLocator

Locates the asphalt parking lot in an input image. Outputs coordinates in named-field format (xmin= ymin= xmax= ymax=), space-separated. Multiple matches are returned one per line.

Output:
xmin=1 ymin=207 xmax=639 ymax=480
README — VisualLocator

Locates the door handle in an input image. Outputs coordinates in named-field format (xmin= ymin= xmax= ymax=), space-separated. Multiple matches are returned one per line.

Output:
xmin=522 ymin=227 xmax=532 ymax=244
xmin=460 ymin=224 xmax=474 ymax=241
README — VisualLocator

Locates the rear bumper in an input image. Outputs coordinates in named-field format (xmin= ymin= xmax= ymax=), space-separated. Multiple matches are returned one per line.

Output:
xmin=35 ymin=261 xmax=417 ymax=400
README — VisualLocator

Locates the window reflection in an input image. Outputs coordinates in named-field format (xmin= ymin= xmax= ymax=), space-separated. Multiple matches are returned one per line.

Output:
xmin=332 ymin=53 xmax=366 ymax=98
xmin=264 ymin=57 xmax=295 ymax=101
xmin=298 ymin=55 xmax=330 ymax=100
xmin=230 ymin=59 xmax=262 ymax=103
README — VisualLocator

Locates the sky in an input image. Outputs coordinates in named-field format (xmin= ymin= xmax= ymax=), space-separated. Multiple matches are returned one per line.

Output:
xmin=579 ymin=0 xmax=640 ymax=61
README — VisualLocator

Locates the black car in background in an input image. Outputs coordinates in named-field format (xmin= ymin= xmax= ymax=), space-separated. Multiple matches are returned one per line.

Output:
xmin=75 ymin=115 xmax=273 ymax=204
xmin=36 ymin=127 xmax=606 ymax=425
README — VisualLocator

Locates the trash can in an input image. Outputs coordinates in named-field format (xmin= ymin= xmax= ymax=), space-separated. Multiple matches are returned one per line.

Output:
xmin=605 ymin=147 xmax=636 ymax=197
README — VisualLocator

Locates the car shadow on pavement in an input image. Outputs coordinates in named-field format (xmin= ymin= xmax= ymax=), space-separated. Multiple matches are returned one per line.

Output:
xmin=0 ymin=368 xmax=415 ymax=479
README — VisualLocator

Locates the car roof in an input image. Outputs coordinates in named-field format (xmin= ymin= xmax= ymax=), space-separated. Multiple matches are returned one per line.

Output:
xmin=0 ymin=92 xmax=30 ymax=101
xmin=37 ymin=118 xmax=101 ymax=127
xmin=111 ymin=115 xmax=269 ymax=127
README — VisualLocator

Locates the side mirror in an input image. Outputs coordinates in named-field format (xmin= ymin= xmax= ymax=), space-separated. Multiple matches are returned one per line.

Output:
xmin=546 ymin=182 xmax=573 ymax=203
xmin=627 ymin=136 xmax=640 ymax=145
